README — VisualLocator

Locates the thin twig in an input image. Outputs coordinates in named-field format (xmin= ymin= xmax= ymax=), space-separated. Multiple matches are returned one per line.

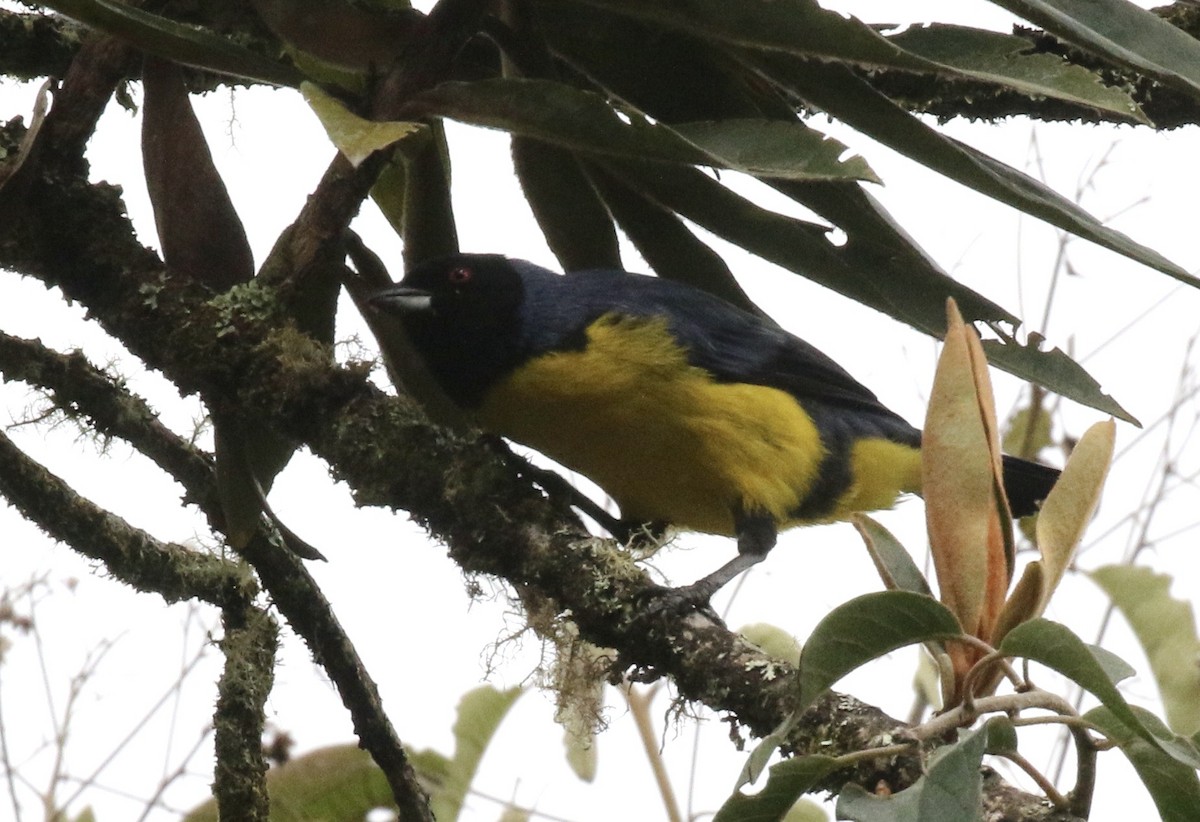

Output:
xmin=622 ymin=683 xmax=683 ymax=822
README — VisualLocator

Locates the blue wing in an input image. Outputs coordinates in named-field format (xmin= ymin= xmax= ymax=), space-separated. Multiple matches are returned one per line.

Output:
xmin=513 ymin=262 xmax=918 ymax=444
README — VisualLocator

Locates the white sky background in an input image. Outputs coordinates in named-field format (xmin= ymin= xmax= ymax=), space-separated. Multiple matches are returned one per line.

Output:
xmin=2 ymin=1 xmax=1200 ymax=820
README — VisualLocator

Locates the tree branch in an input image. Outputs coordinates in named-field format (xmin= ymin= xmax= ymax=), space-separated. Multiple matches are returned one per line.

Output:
xmin=0 ymin=331 xmax=215 ymax=506
xmin=0 ymin=317 xmax=435 ymax=822
xmin=0 ymin=10 xmax=85 ymax=81
xmin=0 ymin=426 xmax=254 ymax=608
xmin=214 ymin=603 xmax=277 ymax=822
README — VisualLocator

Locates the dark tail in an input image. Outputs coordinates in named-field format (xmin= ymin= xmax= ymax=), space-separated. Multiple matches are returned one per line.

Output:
xmin=1002 ymin=455 xmax=1061 ymax=518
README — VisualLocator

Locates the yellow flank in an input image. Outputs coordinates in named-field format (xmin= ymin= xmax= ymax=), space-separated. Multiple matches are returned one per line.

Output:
xmin=834 ymin=438 xmax=924 ymax=519
xmin=479 ymin=314 xmax=917 ymax=534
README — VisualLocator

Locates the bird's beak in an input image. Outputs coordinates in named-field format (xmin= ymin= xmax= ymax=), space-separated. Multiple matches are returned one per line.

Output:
xmin=370 ymin=285 xmax=433 ymax=313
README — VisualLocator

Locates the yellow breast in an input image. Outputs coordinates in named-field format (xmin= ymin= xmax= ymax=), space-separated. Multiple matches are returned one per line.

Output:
xmin=478 ymin=314 xmax=920 ymax=534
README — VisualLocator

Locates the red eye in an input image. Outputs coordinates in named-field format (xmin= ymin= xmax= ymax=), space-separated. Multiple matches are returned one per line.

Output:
xmin=448 ymin=266 xmax=473 ymax=285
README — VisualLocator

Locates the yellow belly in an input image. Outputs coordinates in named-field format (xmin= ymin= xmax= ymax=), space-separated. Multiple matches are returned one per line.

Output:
xmin=478 ymin=314 xmax=920 ymax=534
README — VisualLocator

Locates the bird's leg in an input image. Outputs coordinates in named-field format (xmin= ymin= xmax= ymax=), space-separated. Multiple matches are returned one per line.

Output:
xmin=640 ymin=510 xmax=779 ymax=615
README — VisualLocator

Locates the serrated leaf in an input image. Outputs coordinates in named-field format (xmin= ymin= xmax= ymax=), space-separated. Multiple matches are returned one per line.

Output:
xmin=889 ymin=24 xmax=1148 ymax=123
xmin=714 ymin=755 xmax=839 ymax=822
xmin=301 ymin=82 xmax=424 ymax=166
xmin=567 ymin=0 xmax=931 ymax=71
xmin=251 ymin=0 xmax=418 ymax=72
xmin=433 ymin=686 xmax=524 ymax=822
xmin=1085 ymin=706 xmax=1200 ymax=822
xmin=671 ymin=120 xmax=879 ymax=183
xmin=767 ymin=179 xmax=1016 ymax=330
xmin=568 ymin=0 xmax=1150 ymax=128
xmin=40 ymin=0 xmax=300 ymax=86
xmin=983 ymin=335 xmax=1137 ymax=425
xmin=602 ymin=159 xmax=1002 ymax=340
xmin=990 ymin=0 xmax=1200 ymax=102
xmin=1090 ymin=565 xmax=1200 ymax=736
xmin=411 ymin=79 xmax=876 ymax=182
xmin=836 ymin=727 xmax=987 ymax=822
xmin=999 ymin=618 xmax=1200 ymax=767
xmin=757 ymin=56 xmax=1196 ymax=293
xmin=798 ymin=591 xmax=962 ymax=711
xmin=852 ymin=514 xmax=931 ymax=597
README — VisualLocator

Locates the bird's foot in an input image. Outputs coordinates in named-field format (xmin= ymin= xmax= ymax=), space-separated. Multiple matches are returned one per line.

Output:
xmin=633 ymin=580 xmax=724 ymax=625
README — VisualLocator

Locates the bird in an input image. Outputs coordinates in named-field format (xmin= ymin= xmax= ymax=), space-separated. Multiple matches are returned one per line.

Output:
xmin=369 ymin=253 xmax=1060 ymax=604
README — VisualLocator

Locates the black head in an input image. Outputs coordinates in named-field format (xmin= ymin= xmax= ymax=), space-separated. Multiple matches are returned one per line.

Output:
xmin=369 ymin=254 xmax=528 ymax=408
xmin=380 ymin=254 xmax=523 ymax=322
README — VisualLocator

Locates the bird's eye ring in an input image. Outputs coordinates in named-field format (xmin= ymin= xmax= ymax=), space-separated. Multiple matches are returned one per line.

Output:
xmin=448 ymin=266 xmax=473 ymax=285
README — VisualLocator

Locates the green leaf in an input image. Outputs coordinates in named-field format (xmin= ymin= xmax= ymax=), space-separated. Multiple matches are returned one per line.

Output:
xmin=182 ymin=744 xmax=395 ymax=822
xmin=798 ymin=591 xmax=962 ymax=711
xmin=1086 ymin=706 xmax=1200 ymax=822
xmin=1032 ymin=419 xmax=1115 ymax=606
xmin=585 ymin=164 xmax=758 ymax=313
xmin=411 ymin=79 xmax=876 ymax=182
xmin=432 ymin=686 xmax=524 ymax=822
xmin=40 ymin=0 xmax=301 ymax=87
xmin=836 ymin=727 xmax=987 ymax=822
xmin=988 ymin=417 xmax=1116 ymax=643
xmin=983 ymin=716 xmax=1019 ymax=757
xmin=768 ymin=179 xmax=1017 ymax=329
xmin=757 ymin=56 xmax=1197 ymax=294
xmin=889 ymin=24 xmax=1148 ymax=124
xmin=566 ymin=0 xmax=932 ymax=71
xmin=999 ymin=619 xmax=1200 ymax=767
xmin=1001 ymin=402 xmax=1053 ymax=460
xmin=989 ymin=0 xmax=1200 ymax=102
xmin=1090 ymin=565 xmax=1200 ymax=736
xmin=714 ymin=755 xmax=839 ymax=822
xmin=671 ymin=120 xmax=879 ymax=183
xmin=603 ymin=159 xmax=1000 ymax=339
xmin=1086 ymin=647 xmax=1135 ymax=695
xmin=851 ymin=514 xmax=931 ymax=597
xmin=739 ymin=716 xmax=798 ymax=790
xmin=301 ymin=82 xmax=424 ymax=167
xmin=396 ymin=122 xmax=460 ymax=269
xmin=512 ymin=137 xmax=622 ymax=272
xmin=572 ymin=0 xmax=1145 ymax=123
xmin=981 ymin=337 xmax=1137 ymax=425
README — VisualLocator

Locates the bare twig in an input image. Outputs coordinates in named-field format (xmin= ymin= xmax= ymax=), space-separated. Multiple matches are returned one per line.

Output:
xmin=622 ymin=683 xmax=683 ymax=822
